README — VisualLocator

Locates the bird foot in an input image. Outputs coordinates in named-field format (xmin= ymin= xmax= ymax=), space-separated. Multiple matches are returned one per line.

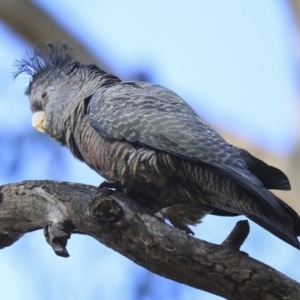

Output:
xmin=97 ymin=181 xmax=122 ymax=193
xmin=168 ymin=218 xmax=195 ymax=235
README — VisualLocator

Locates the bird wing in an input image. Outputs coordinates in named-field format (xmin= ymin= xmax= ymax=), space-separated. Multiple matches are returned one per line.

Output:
xmin=88 ymin=82 xmax=245 ymax=166
xmin=87 ymin=81 xmax=300 ymax=248
xmin=87 ymin=81 xmax=291 ymax=216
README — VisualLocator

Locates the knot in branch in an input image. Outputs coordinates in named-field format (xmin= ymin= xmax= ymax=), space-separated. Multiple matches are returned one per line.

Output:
xmin=92 ymin=196 xmax=124 ymax=223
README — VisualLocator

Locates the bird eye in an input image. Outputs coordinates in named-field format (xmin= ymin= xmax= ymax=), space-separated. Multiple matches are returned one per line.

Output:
xmin=41 ymin=92 xmax=47 ymax=99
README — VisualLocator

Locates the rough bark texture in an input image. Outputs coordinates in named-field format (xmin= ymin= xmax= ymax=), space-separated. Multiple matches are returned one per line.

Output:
xmin=0 ymin=180 xmax=299 ymax=299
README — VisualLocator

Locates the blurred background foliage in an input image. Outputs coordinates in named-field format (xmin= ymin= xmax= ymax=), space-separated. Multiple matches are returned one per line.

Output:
xmin=1 ymin=1 xmax=300 ymax=299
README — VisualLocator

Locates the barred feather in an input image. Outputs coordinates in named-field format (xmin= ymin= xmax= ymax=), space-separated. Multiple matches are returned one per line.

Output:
xmin=15 ymin=42 xmax=300 ymax=249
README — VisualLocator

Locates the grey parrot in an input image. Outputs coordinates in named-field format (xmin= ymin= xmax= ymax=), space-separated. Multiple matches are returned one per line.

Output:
xmin=15 ymin=42 xmax=300 ymax=249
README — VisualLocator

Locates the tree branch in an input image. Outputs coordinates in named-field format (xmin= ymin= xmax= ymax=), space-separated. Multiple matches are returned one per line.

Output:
xmin=0 ymin=180 xmax=299 ymax=299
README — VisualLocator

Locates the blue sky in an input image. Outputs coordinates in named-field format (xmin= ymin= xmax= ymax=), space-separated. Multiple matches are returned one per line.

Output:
xmin=1 ymin=1 xmax=300 ymax=299
xmin=34 ymin=0 xmax=299 ymax=153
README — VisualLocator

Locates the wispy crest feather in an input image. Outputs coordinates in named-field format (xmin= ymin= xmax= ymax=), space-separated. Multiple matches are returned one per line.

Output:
xmin=14 ymin=42 xmax=120 ymax=95
xmin=13 ymin=42 xmax=77 ymax=94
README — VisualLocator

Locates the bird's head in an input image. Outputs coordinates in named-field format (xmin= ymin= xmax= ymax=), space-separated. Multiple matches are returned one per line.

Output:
xmin=14 ymin=42 xmax=114 ymax=144
xmin=14 ymin=43 xmax=82 ymax=143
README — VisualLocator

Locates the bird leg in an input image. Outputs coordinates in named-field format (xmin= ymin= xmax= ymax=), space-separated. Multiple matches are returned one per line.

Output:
xmin=167 ymin=217 xmax=195 ymax=235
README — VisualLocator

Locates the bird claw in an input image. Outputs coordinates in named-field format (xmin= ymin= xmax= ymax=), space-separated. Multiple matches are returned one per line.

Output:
xmin=169 ymin=218 xmax=195 ymax=235
xmin=97 ymin=181 xmax=122 ymax=193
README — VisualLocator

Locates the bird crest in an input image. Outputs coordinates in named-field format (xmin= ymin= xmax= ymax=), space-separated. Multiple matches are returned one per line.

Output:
xmin=14 ymin=42 xmax=120 ymax=95
xmin=13 ymin=42 xmax=77 ymax=95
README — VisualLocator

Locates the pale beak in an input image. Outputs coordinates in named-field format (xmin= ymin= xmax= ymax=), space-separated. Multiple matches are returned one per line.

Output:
xmin=32 ymin=111 xmax=47 ymax=132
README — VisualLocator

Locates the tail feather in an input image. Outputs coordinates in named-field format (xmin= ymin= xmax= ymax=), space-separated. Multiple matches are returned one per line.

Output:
xmin=247 ymin=214 xmax=300 ymax=250
xmin=279 ymin=200 xmax=300 ymax=235
xmin=246 ymin=194 xmax=300 ymax=249
xmin=240 ymin=149 xmax=291 ymax=190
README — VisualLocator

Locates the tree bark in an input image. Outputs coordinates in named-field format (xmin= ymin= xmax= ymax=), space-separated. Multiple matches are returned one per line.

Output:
xmin=0 ymin=180 xmax=299 ymax=299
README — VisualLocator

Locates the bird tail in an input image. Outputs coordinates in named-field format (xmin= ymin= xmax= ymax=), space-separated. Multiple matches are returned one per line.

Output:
xmin=240 ymin=149 xmax=291 ymax=190
xmin=246 ymin=197 xmax=300 ymax=250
